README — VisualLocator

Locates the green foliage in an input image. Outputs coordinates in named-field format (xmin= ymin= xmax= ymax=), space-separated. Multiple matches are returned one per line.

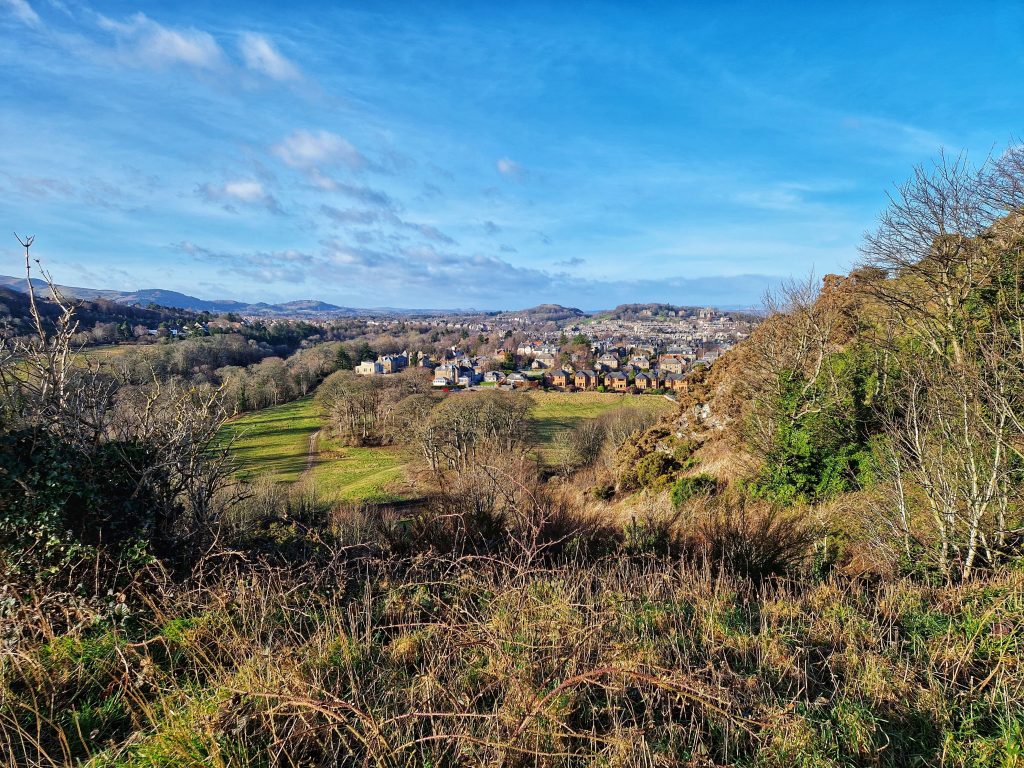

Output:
xmin=354 ymin=341 xmax=375 ymax=362
xmin=334 ymin=345 xmax=354 ymax=370
xmin=670 ymin=473 xmax=717 ymax=507
xmin=0 ymin=430 xmax=164 ymax=576
xmin=634 ymin=451 xmax=679 ymax=490
xmin=752 ymin=345 xmax=879 ymax=504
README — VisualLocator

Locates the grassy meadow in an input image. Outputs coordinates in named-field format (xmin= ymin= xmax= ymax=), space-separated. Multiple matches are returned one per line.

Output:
xmin=218 ymin=389 xmax=675 ymax=502
xmin=219 ymin=396 xmax=410 ymax=503
xmin=309 ymin=432 xmax=408 ymax=504
xmin=219 ymin=396 xmax=321 ymax=484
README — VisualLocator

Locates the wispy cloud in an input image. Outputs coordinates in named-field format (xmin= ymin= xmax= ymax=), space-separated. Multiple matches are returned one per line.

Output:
xmin=196 ymin=179 xmax=283 ymax=214
xmin=320 ymin=204 xmax=455 ymax=245
xmin=273 ymin=129 xmax=368 ymax=171
xmin=96 ymin=12 xmax=225 ymax=70
xmin=177 ymin=241 xmax=312 ymax=283
xmin=238 ymin=32 xmax=300 ymax=81
xmin=175 ymin=234 xmax=779 ymax=308
xmin=840 ymin=115 xmax=945 ymax=156
xmin=496 ymin=157 xmax=522 ymax=179
xmin=1 ymin=0 xmax=40 ymax=27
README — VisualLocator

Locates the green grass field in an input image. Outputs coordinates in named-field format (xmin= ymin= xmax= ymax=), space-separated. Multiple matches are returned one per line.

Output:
xmin=218 ymin=396 xmax=409 ymax=503
xmin=219 ymin=390 xmax=673 ymax=500
xmin=218 ymin=397 xmax=321 ymax=483
xmin=310 ymin=433 xmax=407 ymax=504
xmin=527 ymin=391 xmax=675 ymax=463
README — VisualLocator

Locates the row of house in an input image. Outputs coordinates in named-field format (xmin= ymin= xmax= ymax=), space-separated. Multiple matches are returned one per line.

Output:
xmin=545 ymin=368 xmax=689 ymax=392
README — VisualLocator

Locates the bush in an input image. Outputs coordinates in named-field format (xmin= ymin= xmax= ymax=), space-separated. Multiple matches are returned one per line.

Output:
xmin=681 ymin=502 xmax=818 ymax=581
xmin=670 ymin=474 xmax=717 ymax=507
xmin=633 ymin=451 xmax=679 ymax=490
xmin=0 ymin=430 xmax=166 ymax=577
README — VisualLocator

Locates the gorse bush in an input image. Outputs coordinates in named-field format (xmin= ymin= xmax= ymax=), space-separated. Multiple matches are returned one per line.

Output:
xmin=670 ymin=473 xmax=717 ymax=507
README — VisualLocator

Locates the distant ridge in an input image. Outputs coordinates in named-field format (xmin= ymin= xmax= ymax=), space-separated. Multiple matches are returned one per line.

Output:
xmin=0 ymin=275 xmax=358 ymax=317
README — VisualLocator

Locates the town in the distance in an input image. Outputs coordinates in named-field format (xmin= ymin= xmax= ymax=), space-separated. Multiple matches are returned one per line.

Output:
xmin=0 ymin=273 xmax=757 ymax=399
xmin=353 ymin=304 xmax=753 ymax=395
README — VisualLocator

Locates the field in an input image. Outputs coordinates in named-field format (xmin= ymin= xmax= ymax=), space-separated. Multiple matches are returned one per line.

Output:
xmin=218 ymin=397 xmax=322 ymax=483
xmin=528 ymin=390 xmax=675 ymax=463
xmin=219 ymin=390 xmax=675 ymax=501
xmin=79 ymin=343 xmax=134 ymax=360
xmin=218 ymin=396 xmax=410 ymax=503
xmin=308 ymin=431 xmax=408 ymax=504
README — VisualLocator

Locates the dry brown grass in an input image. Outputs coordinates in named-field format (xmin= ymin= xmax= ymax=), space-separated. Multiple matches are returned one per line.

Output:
xmin=3 ymin=533 xmax=1023 ymax=767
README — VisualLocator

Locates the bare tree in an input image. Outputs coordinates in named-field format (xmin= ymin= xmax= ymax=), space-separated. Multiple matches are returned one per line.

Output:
xmin=861 ymin=149 xmax=1024 ymax=579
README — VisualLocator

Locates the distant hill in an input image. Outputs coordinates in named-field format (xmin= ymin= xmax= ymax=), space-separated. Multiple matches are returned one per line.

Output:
xmin=0 ymin=285 xmax=196 ymax=336
xmin=599 ymin=302 xmax=705 ymax=320
xmin=501 ymin=304 xmax=587 ymax=322
xmin=0 ymin=275 xmax=356 ymax=317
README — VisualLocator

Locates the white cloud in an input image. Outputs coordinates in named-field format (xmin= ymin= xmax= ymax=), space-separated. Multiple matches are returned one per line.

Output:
xmin=0 ymin=0 xmax=40 ymax=26
xmin=273 ymin=129 xmax=368 ymax=171
xmin=97 ymin=12 xmax=224 ymax=70
xmin=238 ymin=32 xmax=300 ymax=81
xmin=496 ymin=157 xmax=522 ymax=177
xmin=196 ymin=179 xmax=282 ymax=214
xmin=223 ymin=179 xmax=266 ymax=202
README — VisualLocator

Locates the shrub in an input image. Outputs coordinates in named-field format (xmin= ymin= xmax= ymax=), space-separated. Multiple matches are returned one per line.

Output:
xmin=670 ymin=474 xmax=717 ymax=507
xmin=633 ymin=451 xmax=679 ymax=490
xmin=682 ymin=502 xmax=817 ymax=581
xmin=0 ymin=430 xmax=166 ymax=577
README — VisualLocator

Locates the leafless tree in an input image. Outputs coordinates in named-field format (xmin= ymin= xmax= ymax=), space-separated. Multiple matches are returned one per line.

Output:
xmin=861 ymin=148 xmax=1024 ymax=579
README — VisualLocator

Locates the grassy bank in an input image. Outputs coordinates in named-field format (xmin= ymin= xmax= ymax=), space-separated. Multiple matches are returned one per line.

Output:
xmin=219 ymin=397 xmax=409 ymax=503
xmin=6 ymin=551 xmax=1022 ymax=767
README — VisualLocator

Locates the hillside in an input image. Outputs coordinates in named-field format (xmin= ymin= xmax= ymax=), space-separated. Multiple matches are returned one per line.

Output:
xmin=4 ymin=152 xmax=1024 ymax=766
xmin=0 ymin=284 xmax=196 ymax=336
xmin=0 ymin=275 xmax=354 ymax=317
xmin=499 ymin=303 xmax=587 ymax=321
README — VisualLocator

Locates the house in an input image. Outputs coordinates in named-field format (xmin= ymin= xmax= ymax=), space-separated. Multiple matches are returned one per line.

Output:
xmin=506 ymin=372 xmax=528 ymax=386
xmin=434 ymin=363 xmax=459 ymax=382
xmin=628 ymin=355 xmax=651 ymax=370
xmin=574 ymin=369 xmax=597 ymax=389
xmin=605 ymin=371 xmax=629 ymax=391
xmin=484 ymin=370 xmax=506 ymax=383
xmin=596 ymin=354 xmax=619 ymax=370
xmin=532 ymin=352 xmax=556 ymax=369
xmin=356 ymin=360 xmax=384 ymax=375
xmin=663 ymin=373 xmax=687 ymax=392
xmin=432 ymin=375 xmax=454 ymax=388
xmin=634 ymin=372 xmax=657 ymax=390
xmin=378 ymin=353 xmax=408 ymax=374
xmin=549 ymin=369 xmax=571 ymax=388
xmin=658 ymin=355 xmax=686 ymax=374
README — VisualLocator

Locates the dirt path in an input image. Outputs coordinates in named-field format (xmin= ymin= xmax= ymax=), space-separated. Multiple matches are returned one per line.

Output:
xmin=300 ymin=429 xmax=321 ymax=482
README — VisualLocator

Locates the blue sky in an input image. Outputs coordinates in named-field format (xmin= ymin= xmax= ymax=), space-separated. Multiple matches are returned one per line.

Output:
xmin=1 ymin=1 xmax=1021 ymax=310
